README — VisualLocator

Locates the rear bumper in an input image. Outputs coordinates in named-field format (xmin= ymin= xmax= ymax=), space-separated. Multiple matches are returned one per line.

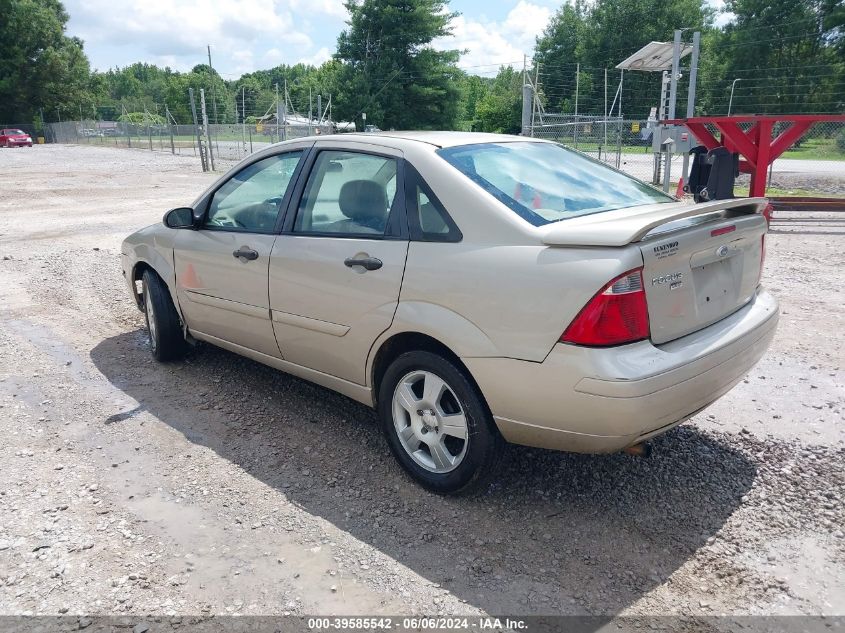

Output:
xmin=464 ymin=288 xmax=779 ymax=453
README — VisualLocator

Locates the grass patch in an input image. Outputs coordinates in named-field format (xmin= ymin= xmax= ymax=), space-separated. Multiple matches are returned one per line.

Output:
xmin=734 ymin=185 xmax=845 ymax=198
xmin=779 ymin=137 xmax=845 ymax=161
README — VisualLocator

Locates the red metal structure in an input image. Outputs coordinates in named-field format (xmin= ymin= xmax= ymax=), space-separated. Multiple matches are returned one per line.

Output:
xmin=664 ymin=114 xmax=845 ymax=198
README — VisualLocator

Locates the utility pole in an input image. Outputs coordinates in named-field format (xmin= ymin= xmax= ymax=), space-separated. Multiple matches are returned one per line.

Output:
xmin=521 ymin=55 xmax=532 ymax=136
xmin=309 ymin=87 xmax=313 ymax=135
xmin=207 ymin=45 xmax=218 ymax=123
xmin=680 ymin=31 xmax=701 ymax=196
xmin=189 ymin=88 xmax=207 ymax=171
xmin=662 ymin=30 xmax=683 ymax=192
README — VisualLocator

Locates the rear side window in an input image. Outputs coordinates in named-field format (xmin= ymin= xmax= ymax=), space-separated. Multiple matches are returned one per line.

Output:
xmin=404 ymin=165 xmax=461 ymax=242
xmin=437 ymin=141 xmax=673 ymax=226
xmin=293 ymin=150 xmax=400 ymax=237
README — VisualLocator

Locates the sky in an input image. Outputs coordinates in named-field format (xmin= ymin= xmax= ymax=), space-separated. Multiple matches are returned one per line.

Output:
xmin=64 ymin=0 xmax=731 ymax=79
xmin=63 ymin=0 xmax=564 ymax=78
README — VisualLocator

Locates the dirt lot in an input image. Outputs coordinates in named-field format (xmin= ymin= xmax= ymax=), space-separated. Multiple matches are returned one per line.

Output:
xmin=0 ymin=145 xmax=843 ymax=623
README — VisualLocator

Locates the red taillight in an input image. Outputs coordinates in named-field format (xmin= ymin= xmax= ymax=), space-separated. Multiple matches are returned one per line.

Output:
xmin=560 ymin=268 xmax=650 ymax=347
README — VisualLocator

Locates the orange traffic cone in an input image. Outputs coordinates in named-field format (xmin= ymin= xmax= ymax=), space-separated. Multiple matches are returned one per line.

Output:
xmin=675 ymin=177 xmax=685 ymax=198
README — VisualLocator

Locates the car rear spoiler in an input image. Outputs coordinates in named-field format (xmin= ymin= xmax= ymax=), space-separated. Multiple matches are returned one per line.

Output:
xmin=540 ymin=198 xmax=768 ymax=247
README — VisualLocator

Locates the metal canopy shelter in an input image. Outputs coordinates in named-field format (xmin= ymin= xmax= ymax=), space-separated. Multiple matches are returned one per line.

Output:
xmin=664 ymin=114 xmax=845 ymax=198
xmin=615 ymin=41 xmax=692 ymax=72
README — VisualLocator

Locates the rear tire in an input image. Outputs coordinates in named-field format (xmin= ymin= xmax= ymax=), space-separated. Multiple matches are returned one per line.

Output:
xmin=377 ymin=350 xmax=505 ymax=495
xmin=142 ymin=270 xmax=186 ymax=362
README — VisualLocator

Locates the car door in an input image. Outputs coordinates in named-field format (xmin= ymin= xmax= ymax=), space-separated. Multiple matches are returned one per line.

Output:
xmin=174 ymin=146 xmax=309 ymax=358
xmin=269 ymin=142 xmax=409 ymax=384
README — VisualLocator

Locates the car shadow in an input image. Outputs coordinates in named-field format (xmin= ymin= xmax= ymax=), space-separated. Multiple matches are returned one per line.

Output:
xmin=90 ymin=330 xmax=756 ymax=617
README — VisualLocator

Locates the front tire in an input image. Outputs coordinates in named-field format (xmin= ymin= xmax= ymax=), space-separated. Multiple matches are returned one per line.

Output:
xmin=142 ymin=270 xmax=186 ymax=362
xmin=378 ymin=351 xmax=505 ymax=495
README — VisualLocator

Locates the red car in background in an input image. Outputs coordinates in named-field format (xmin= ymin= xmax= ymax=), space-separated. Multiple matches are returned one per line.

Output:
xmin=1 ymin=129 xmax=33 ymax=147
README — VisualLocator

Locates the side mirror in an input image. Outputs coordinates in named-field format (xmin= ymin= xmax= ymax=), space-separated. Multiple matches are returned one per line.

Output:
xmin=163 ymin=207 xmax=197 ymax=229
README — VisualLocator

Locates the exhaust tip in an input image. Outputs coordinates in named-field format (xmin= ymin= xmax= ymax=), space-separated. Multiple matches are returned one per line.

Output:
xmin=623 ymin=442 xmax=652 ymax=458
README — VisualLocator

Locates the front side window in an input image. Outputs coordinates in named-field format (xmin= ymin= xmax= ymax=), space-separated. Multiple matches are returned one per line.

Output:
xmin=293 ymin=151 xmax=398 ymax=236
xmin=437 ymin=141 xmax=673 ymax=226
xmin=205 ymin=151 xmax=302 ymax=232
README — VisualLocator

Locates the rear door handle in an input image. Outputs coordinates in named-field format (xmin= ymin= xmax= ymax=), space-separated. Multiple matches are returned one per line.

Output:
xmin=344 ymin=256 xmax=383 ymax=271
xmin=233 ymin=247 xmax=259 ymax=261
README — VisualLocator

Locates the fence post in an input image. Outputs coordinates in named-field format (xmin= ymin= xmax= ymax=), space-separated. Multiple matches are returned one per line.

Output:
xmin=165 ymin=105 xmax=175 ymax=155
xmin=200 ymin=88 xmax=215 ymax=171
xmin=189 ymin=88 xmax=208 ymax=172
xmin=573 ymin=63 xmax=580 ymax=148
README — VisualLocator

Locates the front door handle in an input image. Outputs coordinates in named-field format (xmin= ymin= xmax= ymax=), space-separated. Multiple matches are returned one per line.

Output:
xmin=344 ymin=256 xmax=383 ymax=271
xmin=233 ymin=247 xmax=259 ymax=261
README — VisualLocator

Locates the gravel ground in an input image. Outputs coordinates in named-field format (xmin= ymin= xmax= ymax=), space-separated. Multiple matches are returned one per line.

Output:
xmin=0 ymin=145 xmax=843 ymax=623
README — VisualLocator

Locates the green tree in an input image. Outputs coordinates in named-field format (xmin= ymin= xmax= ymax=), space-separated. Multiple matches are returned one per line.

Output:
xmin=457 ymin=73 xmax=491 ymax=130
xmin=534 ymin=0 xmax=711 ymax=118
xmin=0 ymin=0 xmax=92 ymax=123
xmin=475 ymin=66 xmax=523 ymax=134
xmin=533 ymin=1 xmax=586 ymax=112
xmin=698 ymin=0 xmax=845 ymax=114
xmin=334 ymin=0 xmax=462 ymax=130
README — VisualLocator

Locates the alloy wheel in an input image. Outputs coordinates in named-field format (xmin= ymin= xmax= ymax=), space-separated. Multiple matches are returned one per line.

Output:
xmin=145 ymin=291 xmax=158 ymax=353
xmin=391 ymin=370 xmax=469 ymax=473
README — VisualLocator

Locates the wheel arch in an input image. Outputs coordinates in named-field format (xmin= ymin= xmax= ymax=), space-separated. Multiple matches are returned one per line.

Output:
xmin=369 ymin=331 xmax=491 ymax=413
xmin=128 ymin=244 xmax=182 ymax=319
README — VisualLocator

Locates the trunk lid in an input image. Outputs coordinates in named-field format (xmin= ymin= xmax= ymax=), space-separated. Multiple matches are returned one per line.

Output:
xmin=641 ymin=210 xmax=766 ymax=343
xmin=542 ymin=198 xmax=768 ymax=344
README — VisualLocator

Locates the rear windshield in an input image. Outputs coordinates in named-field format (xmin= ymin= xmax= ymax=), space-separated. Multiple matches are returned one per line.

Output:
xmin=437 ymin=141 xmax=673 ymax=226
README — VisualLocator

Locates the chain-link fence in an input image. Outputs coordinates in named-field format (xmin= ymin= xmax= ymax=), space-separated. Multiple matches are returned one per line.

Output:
xmin=528 ymin=114 xmax=659 ymax=183
xmin=45 ymin=120 xmax=337 ymax=168
xmin=527 ymin=114 xmax=845 ymax=197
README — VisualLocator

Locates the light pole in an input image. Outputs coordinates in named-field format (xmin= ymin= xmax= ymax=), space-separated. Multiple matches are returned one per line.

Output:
xmin=728 ymin=78 xmax=743 ymax=116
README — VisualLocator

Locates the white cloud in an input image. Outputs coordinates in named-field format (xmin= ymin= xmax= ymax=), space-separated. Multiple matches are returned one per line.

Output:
xmin=435 ymin=1 xmax=552 ymax=72
xmin=297 ymin=47 xmax=332 ymax=66
xmin=65 ymin=0 xmax=337 ymax=73
xmin=289 ymin=0 xmax=347 ymax=19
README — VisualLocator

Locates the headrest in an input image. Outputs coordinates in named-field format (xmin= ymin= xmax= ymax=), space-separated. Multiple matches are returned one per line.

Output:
xmin=338 ymin=180 xmax=388 ymax=225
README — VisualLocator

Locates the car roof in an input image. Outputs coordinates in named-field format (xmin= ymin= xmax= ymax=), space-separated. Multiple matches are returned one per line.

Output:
xmin=312 ymin=131 xmax=541 ymax=149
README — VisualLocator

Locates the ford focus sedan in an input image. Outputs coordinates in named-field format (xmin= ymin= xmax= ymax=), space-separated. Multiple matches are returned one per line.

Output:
xmin=121 ymin=132 xmax=778 ymax=494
